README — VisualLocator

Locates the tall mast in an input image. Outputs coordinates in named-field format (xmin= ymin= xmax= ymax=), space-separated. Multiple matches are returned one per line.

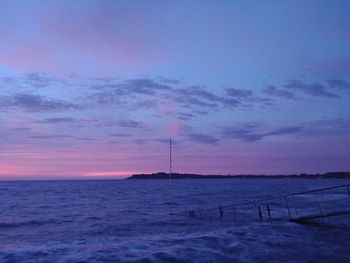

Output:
xmin=170 ymin=139 xmax=172 ymax=184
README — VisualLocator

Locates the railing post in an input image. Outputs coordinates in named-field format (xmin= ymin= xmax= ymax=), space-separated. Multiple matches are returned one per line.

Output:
xmin=258 ymin=204 xmax=263 ymax=221
xmin=317 ymin=193 xmax=325 ymax=223
xmin=266 ymin=204 xmax=271 ymax=219
xmin=232 ymin=206 xmax=236 ymax=221
xmin=285 ymin=196 xmax=291 ymax=218
xmin=290 ymin=196 xmax=298 ymax=217
xmin=182 ymin=184 xmax=350 ymax=223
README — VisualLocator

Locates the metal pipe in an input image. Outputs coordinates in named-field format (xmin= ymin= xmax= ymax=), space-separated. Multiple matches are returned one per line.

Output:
xmin=285 ymin=197 xmax=291 ymax=218
xmin=258 ymin=205 xmax=263 ymax=221
xmin=219 ymin=206 xmax=223 ymax=217
xmin=171 ymin=184 xmax=350 ymax=218
xmin=266 ymin=204 xmax=271 ymax=219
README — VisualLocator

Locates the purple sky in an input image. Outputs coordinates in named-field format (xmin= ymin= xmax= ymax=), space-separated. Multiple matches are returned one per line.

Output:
xmin=1 ymin=0 xmax=350 ymax=179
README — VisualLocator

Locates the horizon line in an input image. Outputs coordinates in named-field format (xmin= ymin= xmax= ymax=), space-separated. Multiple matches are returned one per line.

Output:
xmin=0 ymin=171 xmax=349 ymax=182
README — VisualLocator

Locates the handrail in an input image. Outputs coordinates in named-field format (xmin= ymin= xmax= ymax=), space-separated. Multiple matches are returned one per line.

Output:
xmin=170 ymin=184 xmax=350 ymax=216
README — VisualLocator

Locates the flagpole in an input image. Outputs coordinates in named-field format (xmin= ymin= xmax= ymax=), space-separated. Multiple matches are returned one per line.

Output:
xmin=170 ymin=139 xmax=172 ymax=184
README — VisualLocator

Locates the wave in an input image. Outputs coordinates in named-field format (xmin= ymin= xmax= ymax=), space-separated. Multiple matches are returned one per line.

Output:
xmin=0 ymin=219 xmax=56 ymax=229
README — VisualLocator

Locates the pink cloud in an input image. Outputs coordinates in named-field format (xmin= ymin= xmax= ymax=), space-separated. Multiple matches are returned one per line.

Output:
xmin=0 ymin=43 xmax=57 ymax=72
xmin=167 ymin=118 xmax=187 ymax=135
xmin=0 ymin=3 xmax=166 ymax=74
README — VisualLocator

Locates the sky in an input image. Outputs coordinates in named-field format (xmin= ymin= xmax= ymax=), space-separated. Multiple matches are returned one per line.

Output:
xmin=0 ymin=0 xmax=350 ymax=179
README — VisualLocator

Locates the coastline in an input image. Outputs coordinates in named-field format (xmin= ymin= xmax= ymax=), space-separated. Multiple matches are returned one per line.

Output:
xmin=126 ymin=172 xmax=350 ymax=180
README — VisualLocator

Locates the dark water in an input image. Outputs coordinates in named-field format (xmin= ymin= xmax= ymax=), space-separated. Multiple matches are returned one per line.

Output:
xmin=0 ymin=179 xmax=349 ymax=262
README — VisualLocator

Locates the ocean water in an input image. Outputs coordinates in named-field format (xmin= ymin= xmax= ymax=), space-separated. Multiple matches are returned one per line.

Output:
xmin=0 ymin=179 xmax=349 ymax=262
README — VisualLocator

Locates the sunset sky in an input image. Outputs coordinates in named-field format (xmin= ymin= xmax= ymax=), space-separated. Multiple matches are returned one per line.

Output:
xmin=1 ymin=0 xmax=350 ymax=179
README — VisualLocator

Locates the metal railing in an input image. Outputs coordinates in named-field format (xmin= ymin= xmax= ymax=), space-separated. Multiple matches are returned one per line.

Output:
xmin=170 ymin=184 xmax=350 ymax=223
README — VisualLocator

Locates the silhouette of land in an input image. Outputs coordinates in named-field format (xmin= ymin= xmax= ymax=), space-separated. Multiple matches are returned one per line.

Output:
xmin=127 ymin=172 xmax=350 ymax=179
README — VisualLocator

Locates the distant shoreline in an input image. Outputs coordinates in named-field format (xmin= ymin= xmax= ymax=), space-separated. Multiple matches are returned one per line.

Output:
xmin=126 ymin=172 xmax=350 ymax=179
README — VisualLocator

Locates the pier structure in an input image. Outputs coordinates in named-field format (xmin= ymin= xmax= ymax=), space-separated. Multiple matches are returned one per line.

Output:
xmin=171 ymin=184 xmax=350 ymax=224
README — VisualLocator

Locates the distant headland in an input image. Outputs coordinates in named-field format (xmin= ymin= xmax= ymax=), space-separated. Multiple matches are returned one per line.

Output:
xmin=126 ymin=172 xmax=350 ymax=179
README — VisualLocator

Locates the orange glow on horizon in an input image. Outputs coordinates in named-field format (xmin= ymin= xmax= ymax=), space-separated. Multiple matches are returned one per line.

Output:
xmin=84 ymin=171 xmax=141 ymax=177
xmin=0 ymin=166 xmax=19 ymax=175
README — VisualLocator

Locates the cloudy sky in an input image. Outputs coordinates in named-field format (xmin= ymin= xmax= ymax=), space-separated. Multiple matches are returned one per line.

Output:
xmin=1 ymin=0 xmax=349 ymax=178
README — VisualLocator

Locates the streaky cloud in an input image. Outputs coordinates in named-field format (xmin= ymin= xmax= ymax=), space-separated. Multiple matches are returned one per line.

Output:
xmin=118 ymin=120 xmax=144 ymax=128
xmin=222 ymin=124 xmax=303 ymax=142
xmin=173 ymin=86 xmax=240 ymax=108
xmin=187 ymin=134 xmax=219 ymax=145
xmin=327 ymin=79 xmax=350 ymax=90
xmin=10 ymin=127 xmax=31 ymax=131
xmin=29 ymin=135 xmax=73 ymax=139
xmin=37 ymin=117 xmax=77 ymax=123
xmin=110 ymin=133 xmax=132 ymax=138
xmin=262 ymin=85 xmax=297 ymax=100
xmin=225 ymin=88 xmax=254 ymax=98
xmin=284 ymin=80 xmax=340 ymax=98
xmin=0 ymin=94 xmax=81 ymax=112
xmin=264 ymin=126 xmax=303 ymax=136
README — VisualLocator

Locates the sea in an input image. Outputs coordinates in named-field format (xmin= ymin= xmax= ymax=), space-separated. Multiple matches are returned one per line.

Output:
xmin=0 ymin=179 xmax=349 ymax=263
